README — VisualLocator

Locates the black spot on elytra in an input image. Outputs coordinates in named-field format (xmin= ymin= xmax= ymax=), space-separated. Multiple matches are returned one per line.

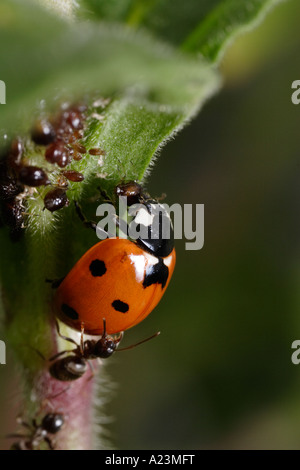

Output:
xmin=143 ymin=258 xmax=169 ymax=289
xmin=61 ymin=304 xmax=79 ymax=320
xmin=89 ymin=259 xmax=107 ymax=277
xmin=112 ymin=300 xmax=129 ymax=313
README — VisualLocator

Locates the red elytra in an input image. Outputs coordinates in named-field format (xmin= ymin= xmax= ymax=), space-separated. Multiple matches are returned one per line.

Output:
xmin=54 ymin=237 xmax=176 ymax=335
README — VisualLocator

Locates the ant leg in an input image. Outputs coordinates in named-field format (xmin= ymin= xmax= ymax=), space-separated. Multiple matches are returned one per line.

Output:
xmin=101 ymin=318 xmax=123 ymax=345
xmin=32 ymin=418 xmax=38 ymax=429
xmin=46 ymin=277 xmax=65 ymax=289
xmin=102 ymin=318 xmax=107 ymax=337
xmin=74 ymin=201 xmax=97 ymax=231
xmin=55 ymin=319 xmax=78 ymax=348
xmin=16 ymin=417 xmax=32 ymax=430
xmin=27 ymin=345 xmax=47 ymax=362
xmin=86 ymin=360 xmax=95 ymax=381
xmin=44 ymin=436 xmax=55 ymax=450
xmin=49 ymin=349 xmax=71 ymax=362
xmin=80 ymin=323 xmax=85 ymax=355
xmin=97 ymin=186 xmax=110 ymax=203
xmin=6 ymin=433 xmax=28 ymax=439
xmin=75 ymin=200 xmax=114 ymax=239
xmin=115 ymin=331 xmax=124 ymax=347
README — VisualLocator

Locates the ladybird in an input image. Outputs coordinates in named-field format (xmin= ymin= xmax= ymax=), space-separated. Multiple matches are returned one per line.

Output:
xmin=54 ymin=182 xmax=176 ymax=335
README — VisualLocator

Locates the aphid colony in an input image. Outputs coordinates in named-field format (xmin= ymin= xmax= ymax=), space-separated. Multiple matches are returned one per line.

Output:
xmin=0 ymin=102 xmax=106 ymax=239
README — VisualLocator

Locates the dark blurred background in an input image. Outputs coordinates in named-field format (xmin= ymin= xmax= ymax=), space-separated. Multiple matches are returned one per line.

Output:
xmin=103 ymin=0 xmax=300 ymax=449
xmin=1 ymin=0 xmax=300 ymax=450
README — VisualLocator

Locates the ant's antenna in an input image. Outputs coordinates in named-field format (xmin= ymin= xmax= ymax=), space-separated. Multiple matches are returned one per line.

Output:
xmin=117 ymin=331 xmax=160 ymax=352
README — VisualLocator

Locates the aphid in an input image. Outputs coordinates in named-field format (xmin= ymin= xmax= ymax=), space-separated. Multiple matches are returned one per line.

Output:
xmin=89 ymin=148 xmax=105 ymax=156
xmin=7 ymin=138 xmax=24 ymax=169
xmin=1 ymin=198 xmax=25 ymax=241
xmin=18 ymin=166 xmax=50 ymax=187
xmin=49 ymin=319 xmax=158 ymax=382
xmin=9 ymin=413 xmax=64 ymax=450
xmin=31 ymin=119 xmax=56 ymax=146
xmin=0 ymin=162 xmax=24 ymax=200
xmin=45 ymin=141 xmax=71 ymax=168
xmin=61 ymin=170 xmax=84 ymax=182
xmin=44 ymin=188 xmax=69 ymax=213
xmin=114 ymin=180 xmax=145 ymax=206
xmin=72 ymin=143 xmax=87 ymax=154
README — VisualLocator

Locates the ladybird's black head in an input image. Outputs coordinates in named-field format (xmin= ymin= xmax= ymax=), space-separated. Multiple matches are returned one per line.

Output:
xmin=115 ymin=181 xmax=174 ymax=257
xmin=132 ymin=201 xmax=174 ymax=258
xmin=41 ymin=413 xmax=64 ymax=434
xmin=49 ymin=356 xmax=87 ymax=382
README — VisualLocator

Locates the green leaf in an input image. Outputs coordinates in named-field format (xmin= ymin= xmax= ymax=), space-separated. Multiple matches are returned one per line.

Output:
xmin=81 ymin=0 xmax=284 ymax=61
xmin=0 ymin=0 xmax=219 ymax=159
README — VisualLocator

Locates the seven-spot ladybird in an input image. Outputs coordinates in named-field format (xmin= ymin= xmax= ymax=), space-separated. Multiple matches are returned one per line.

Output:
xmin=9 ymin=413 xmax=64 ymax=450
xmin=54 ymin=182 xmax=176 ymax=335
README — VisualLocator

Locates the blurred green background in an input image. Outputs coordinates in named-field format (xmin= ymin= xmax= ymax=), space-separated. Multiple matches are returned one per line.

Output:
xmin=104 ymin=0 xmax=300 ymax=450
xmin=1 ymin=0 xmax=300 ymax=450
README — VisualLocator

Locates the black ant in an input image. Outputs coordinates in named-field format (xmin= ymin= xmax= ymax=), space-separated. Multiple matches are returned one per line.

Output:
xmin=9 ymin=413 xmax=64 ymax=450
xmin=49 ymin=319 xmax=159 ymax=382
